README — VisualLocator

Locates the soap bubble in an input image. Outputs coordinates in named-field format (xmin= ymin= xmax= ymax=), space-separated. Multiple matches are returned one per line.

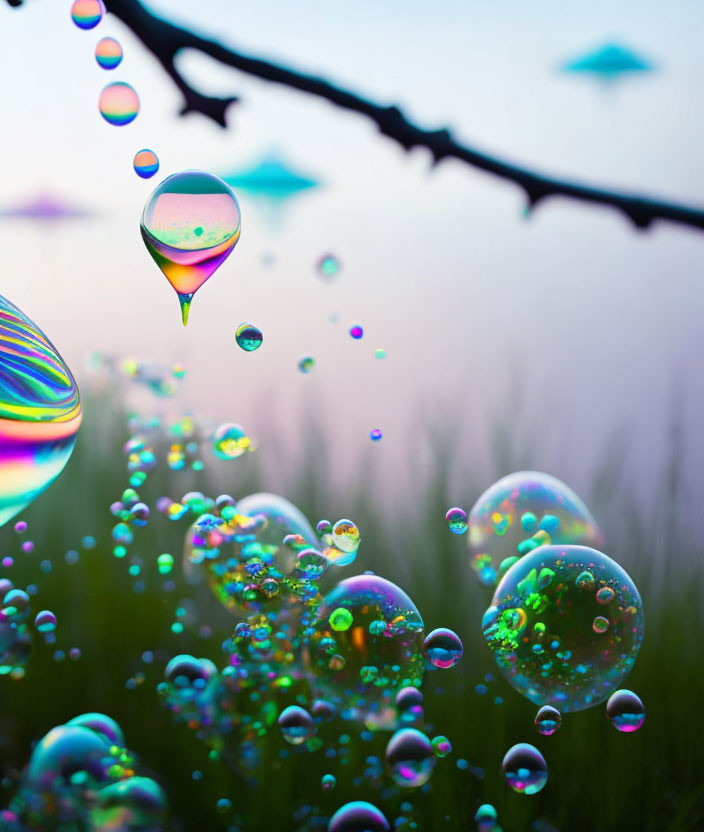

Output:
xmin=0 ymin=294 xmax=81 ymax=528
xmin=322 ymin=773 xmax=336 ymax=790
xmin=278 ymin=705 xmax=314 ymax=745
xmin=385 ymin=728 xmax=436 ymax=787
xmin=446 ymin=507 xmax=468 ymax=535
xmin=328 ymin=801 xmax=389 ymax=832
xmin=475 ymin=804 xmax=498 ymax=830
xmin=468 ymin=472 xmax=602 ymax=586
xmin=93 ymin=776 xmax=168 ymax=828
xmin=534 ymin=705 xmax=561 ymax=736
xmin=306 ymin=574 xmax=424 ymax=726
xmin=349 ymin=325 xmax=363 ymax=340
xmin=183 ymin=493 xmax=318 ymax=617
xmin=141 ymin=171 xmax=241 ymax=324
xmin=317 ymin=254 xmax=341 ymax=278
xmin=370 ymin=429 xmax=382 ymax=442
xmin=331 ymin=519 xmax=360 ymax=555
xmin=482 ymin=545 xmax=643 ymax=711
xmin=95 ymin=37 xmax=123 ymax=69
xmin=67 ymin=713 xmax=125 ymax=747
xmin=501 ymin=743 xmax=547 ymax=794
xmin=34 ymin=610 xmax=56 ymax=633
xmin=298 ymin=356 xmax=315 ymax=373
xmin=423 ymin=628 xmax=463 ymax=669
xmin=70 ymin=0 xmax=104 ymax=29
xmin=235 ymin=323 xmax=263 ymax=352
xmin=212 ymin=423 xmax=251 ymax=460
xmin=28 ymin=725 xmax=111 ymax=786
xmin=98 ymin=82 xmax=140 ymax=126
xmin=133 ymin=149 xmax=159 ymax=179
xmin=431 ymin=735 xmax=452 ymax=757
xmin=606 ymin=689 xmax=645 ymax=732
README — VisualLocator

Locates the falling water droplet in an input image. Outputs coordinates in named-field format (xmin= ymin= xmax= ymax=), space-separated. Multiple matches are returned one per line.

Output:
xmin=140 ymin=171 xmax=241 ymax=325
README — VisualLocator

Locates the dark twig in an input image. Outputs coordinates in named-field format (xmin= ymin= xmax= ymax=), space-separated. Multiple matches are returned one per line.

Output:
xmin=8 ymin=0 xmax=704 ymax=233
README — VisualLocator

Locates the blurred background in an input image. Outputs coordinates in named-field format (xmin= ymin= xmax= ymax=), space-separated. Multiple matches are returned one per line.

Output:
xmin=0 ymin=1 xmax=703 ymax=830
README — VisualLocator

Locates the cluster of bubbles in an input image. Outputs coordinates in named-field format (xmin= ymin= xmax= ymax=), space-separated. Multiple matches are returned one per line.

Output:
xmin=1 ymin=713 xmax=167 ymax=831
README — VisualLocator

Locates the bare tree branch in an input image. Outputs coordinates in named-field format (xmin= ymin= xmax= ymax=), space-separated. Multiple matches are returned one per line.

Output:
xmin=9 ymin=0 xmax=704 ymax=234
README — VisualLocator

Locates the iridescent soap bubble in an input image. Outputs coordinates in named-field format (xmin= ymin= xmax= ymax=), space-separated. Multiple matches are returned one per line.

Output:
xmin=349 ymin=325 xmax=363 ymax=340
xmin=446 ymin=507 xmax=468 ymax=535
xmin=606 ymin=689 xmax=645 ymax=732
xmin=468 ymin=471 xmax=602 ymax=587
xmin=317 ymin=254 xmax=341 ymax=279
xmin=298 ymin=356 xmax=315 ymax=373
xmin=306 ymin=574 xmax=424 ymax=726
xmin=95 ymin=37 xmax=123 ymax=69
xmin=328 ymin=801 xmax=389 ymax=832
xmin=70 ymin=0 xmax=104 ymax=29
xmin=133 ymin=149 xmax=159 ymax=179
xmin=93 ymin=776 xmax=167 ymax=829
xmin=28 ymin=725 xmax=111 ymax=786
xmin=34 ymin=610 xmax=57 ymax=633
xmin=0 ymin=295 xmax=81 ymax=528
xmin=278 ymin=705 xmax=314 ymax=745
xmin=432 ymin=735 xmax=452 ymax=757
xmin=331 ymin=519 xmax=360 ymax=555
xmin=98 ymin=82 xmax=140 ymax=126
xmin=183 ymin=493 xmax=319 ymax=617
xmin=67 ymin=713 xmax=125 ymax=747
xmin=483 ymin=545 xmax=643 ymax=711
xmin=235 ymin=323 xmax=263 ymax=352
xmin=423 ymin=627 xmax=463 ymax=669
xmin=141 ymin=171 xmax=241 ymax=324
xmin=535 ymin=705 xmax=561 ymax=736
xmin=385 ymin=728 xmax=436 ymax=787
xmin=370 ymin=429 xmax=382 ymax=442
xmin=321 ymin=773 xmax=336 ymax=790
xmin=212 ymin=423 xmax=251 ymax=460
xmin=501 ymin=743 xmax=547 ymax=794
xmin=475 ymin=804 xmax=498 ymax=830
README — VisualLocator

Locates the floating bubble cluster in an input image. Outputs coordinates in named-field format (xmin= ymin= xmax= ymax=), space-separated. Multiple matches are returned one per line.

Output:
xmin=468 ymin=472 xmax=602 ymax=586
xmin=141 ymin=171 xmax=241 ymax=324
xmin=482 ymin=545 xmax=643 ymax=711
xmin=501 ymin=742 xmax=548 ymax=794
xmin=98 ymin=82 xmax=140 ymax=126
xmin=95 ymin=37 xmax=123 ymax=69
xmin=3 ymin=714 xmax=167 ymax=830
xmin=0 ymin=295 xmax=81 ymax=528
xmin=133 ymin=149 xmax=160 ymax=179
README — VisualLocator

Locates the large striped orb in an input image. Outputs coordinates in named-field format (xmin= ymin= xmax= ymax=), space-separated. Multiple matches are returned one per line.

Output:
xmin=0 ymin=296 xmax=81 ymax=527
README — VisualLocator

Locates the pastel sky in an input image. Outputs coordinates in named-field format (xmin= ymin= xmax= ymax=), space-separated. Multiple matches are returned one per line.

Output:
xmin=1 ymin=0 xmax=704 ymax=519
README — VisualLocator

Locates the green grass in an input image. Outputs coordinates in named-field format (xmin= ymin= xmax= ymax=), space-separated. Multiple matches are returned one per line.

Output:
xmin=0 ymin=391 xmax=702 ymax=832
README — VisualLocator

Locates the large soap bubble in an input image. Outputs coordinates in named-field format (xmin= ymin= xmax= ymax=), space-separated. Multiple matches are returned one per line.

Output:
xmin=306 ymin=574 xmax=425 ymax=727
xmin=183 ymin=492 xmax=320 ymax=617
xmin=482 ymin=545 xmax=643 ymax=711
xmin=468 ymin=471 xmax=602 ymax=586
xmin=0 ymin=295 xmax=81 ymax=528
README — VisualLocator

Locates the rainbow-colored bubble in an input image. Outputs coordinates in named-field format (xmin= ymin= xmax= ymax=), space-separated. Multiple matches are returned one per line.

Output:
xmin=133 ymin=149 xmax=159 ymax=179
xmin=98 ymin=82 xmax=140 ymax=126
xmin=0 ymin=295 xmax=81 ymax=528
xmin=95 ymin=37 xmax=123 ymax=70
xmin=141 ymin=171 xmax=241 ymax=324
xmin=70 ymin=0 xmax=104 ymax=30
